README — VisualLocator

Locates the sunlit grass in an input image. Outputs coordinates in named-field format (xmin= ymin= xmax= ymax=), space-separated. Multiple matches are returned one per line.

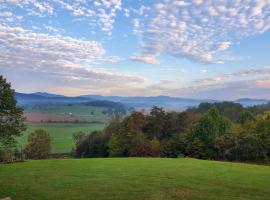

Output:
xmin=1 ymin=158 xmax=270 ymax=200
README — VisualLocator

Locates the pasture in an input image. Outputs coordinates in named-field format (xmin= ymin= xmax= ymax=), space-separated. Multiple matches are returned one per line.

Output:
xmin=0 ymin=158 xmax=270 ymax=200
xmin=24 ymin=105 xmax=109 ymax=123
xmin=17 ymin=122 xmax=105 ymax=153
xmin=18 ymin=104 xmax=110 ymax=153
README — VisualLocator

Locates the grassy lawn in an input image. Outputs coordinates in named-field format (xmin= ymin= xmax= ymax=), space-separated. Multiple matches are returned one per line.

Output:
xmin=17 ymin=123 xmax=105 ymax=153
xmin=0 ymin=158 xmax=270 ymax=200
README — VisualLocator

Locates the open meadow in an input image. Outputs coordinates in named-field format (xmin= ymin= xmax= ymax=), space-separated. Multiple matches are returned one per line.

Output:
xmin=17 ymin=104 xmax=109 ymax=153
xmin=24 ymin=105 xmax=110 ymax=123
xmin=1 ymin=158 xmax=270 ymax=200
xmin=17 ymin=122 xmax=105 ymax=153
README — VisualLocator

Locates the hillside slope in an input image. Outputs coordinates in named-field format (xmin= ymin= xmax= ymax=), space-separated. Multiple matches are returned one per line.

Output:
xmin=0 ymin=158 xmax=270 ymax=200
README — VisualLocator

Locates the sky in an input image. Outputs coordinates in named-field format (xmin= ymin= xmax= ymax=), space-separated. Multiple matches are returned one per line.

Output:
xmin=0 ymin=0 xmax=270 ymax=100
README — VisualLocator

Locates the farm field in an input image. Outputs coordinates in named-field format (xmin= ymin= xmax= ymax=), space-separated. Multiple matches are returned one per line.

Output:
xmin=0 ymin=158 xmax=270 ymax=200
xmin=17 ymin=122 xmax=105 ymax=153
xmin=24 ymin=105 xmax=110 ymax=123
xmin=18 ymin=104 xmax=110 ymax=153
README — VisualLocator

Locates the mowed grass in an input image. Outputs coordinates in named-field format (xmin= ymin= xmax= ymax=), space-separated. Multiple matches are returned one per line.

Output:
xmin=0 ymin=158 xmax=270 ymax=200
xmin=17 ymin=122 xmax=105 ymax=153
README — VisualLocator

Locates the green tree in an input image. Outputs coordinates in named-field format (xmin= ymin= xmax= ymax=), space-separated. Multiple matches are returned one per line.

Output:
xmin=124 ymin=112 xmax=146 ymax=149
xmin=217 ymin=133 xmax=264 ymax=162
xmin=24 ymin=129 xmax=52 ymax=159
xmin=163 ymin=112 xmax=188 ymax=138
xmin=108 ymin=112 xmax=147 ymax=157
xmin=75 ymin=131 xmax=108 ymax=158
xmin=0 ymin=75 xmax=26 ymax=148
xmin=251 ymin=117 xmax=270 ymax=161
xmin=146 ymin=106 xmax=166 ymax=139
xmin=108 ymin=133 xmax=125 ymax=157
xmin=123 ymin=111 xmax=146 ymax=134
xmin=195 ymin=106 xmax=231 ymax=158
xmin=186 ymin=137 xmax=205 ymax=159
xmin=239 ymin=111 xmax=255 ymax=125
xmin=128 ymin=132 xmax=149 ymax=157
xmin=188 ymin=102 xmax=244 ymax=122
xmin=104 ymin=115 xmax=121 ymax=138
xmin=150 ymin=137 xmax=161 ymax=156
xmin=73 ymin=131 xmax=87 ymax=147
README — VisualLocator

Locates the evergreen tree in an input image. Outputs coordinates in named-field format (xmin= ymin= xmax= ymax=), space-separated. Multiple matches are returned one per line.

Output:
xmin=0 ymin=75 xmax=26 ymax=148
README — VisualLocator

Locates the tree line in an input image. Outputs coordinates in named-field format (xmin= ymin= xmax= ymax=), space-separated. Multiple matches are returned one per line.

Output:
xmin=73 ymin=105 xmax=270 ymax=163
xmin=1 ymin=74 xmax=270 ymax=163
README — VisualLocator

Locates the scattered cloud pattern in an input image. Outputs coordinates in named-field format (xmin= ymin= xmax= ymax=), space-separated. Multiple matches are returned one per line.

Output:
xmin=0 ymin=24 xmax=143 ymax=93
xmin=0 ymin=0 xmax=270 ymax=98
xmin=0 ymin=0 xmax=122 ymax=34
xmin=134 ymin=0 xmax=270 ymax=64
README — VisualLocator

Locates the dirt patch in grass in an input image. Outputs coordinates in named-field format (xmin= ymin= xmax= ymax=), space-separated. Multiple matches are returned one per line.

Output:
xmin=161 ymin=187 xmax=193 ymax=199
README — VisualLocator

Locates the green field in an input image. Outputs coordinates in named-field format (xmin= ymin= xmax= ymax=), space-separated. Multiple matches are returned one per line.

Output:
xmin=17 ymin=123 xmax=105 ymax=153
xmin=19 ymin=104 xmax=110 ymax=153
xmin=0 ymin=158 xmax=270 ymax=200
xmin=25 ymin=105 xmax=109 ymax=122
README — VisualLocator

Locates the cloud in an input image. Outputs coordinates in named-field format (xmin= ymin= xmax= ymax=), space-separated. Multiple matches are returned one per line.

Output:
xmin=0 ymin=11 xmax=13 ymax=17
xmin=1 ymin=0 xmax=122 ymax=34
xmin=130 ymin=54 xmax=160 ymax=65
xmin=255 ymin=79 xmax=270 ymax=88
xmin=0 ymin=9 xmax=23 ymax=23
xmin=1 ymin=1 xmax=270 ymax=98
xmin=0 ymin=24 xmax=144 ymax=94
xmin=142 ymin=78 xmax=270 ymax=100
xmin=160 ymin=66 xmax=186 ymax=72
xmin=126 ymin=66 xmax=270 ymax=99
xmin=200 ymin=69 xmax=208 ymax=73
xmin=0 ymin=24 xmax=115 ymax=64
xmin=175 ymin=67 xmax=270 ymax=99
xmin=193 ymin=67 xmax=270 ymax=86
xmin=183 ymin=79 xmax=270 ymax=100
xmin=133 ymin=0 xmax=270 ymax=64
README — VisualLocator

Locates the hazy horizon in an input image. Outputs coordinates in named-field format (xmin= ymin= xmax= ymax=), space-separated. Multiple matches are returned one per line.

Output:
xmin=15 ymin=90 xmax=270 ymax=102
xmin=1 ymin=0 xmax=270 ymax=99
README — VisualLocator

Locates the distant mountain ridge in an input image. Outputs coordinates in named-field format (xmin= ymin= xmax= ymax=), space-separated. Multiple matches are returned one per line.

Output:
xmin=234 ymin=98 xmax=270 ymax=106
xmin=15 ymin=92 xmax=270 ymax=109
xmin=79 ymin=94 xmax=217 ymax=109
xmin=31 ymin=92 xmax=66 ymax=98
xmin=15 ymin=92 xmax=91 ymax=106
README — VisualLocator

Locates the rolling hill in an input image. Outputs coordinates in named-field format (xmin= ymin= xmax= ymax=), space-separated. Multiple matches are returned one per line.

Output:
xmin=15 ymin=92 xmax=90 ymax=106
xmin=15 ymin=92 xmax=270 ymax=110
